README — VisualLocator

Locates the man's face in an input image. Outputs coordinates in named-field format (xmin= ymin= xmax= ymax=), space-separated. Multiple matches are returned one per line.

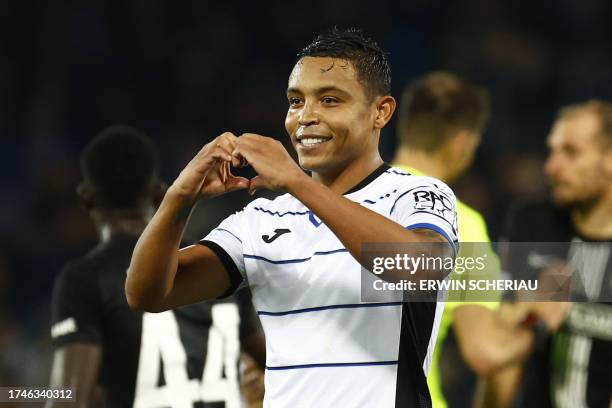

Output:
xmin=285 ymin=57 xmax=379 ymax=173
xmin=544 ymin=113 xmax=610 ymax=207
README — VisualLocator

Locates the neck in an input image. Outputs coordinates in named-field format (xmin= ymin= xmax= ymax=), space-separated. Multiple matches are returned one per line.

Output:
xmin=392 ymin=147 xmax=452 ymax=182
xmin=311 ymin=150 xmax=384 ymax=194
xmin=571 ymin=189 xmax=612 ymax=239
xmin=92 ymin=208 xmax=153 ymax=243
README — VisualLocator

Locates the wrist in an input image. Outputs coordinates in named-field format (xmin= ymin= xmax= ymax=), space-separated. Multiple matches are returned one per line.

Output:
xmin=164 ymin=185 xmax=199 ymax=219
xmin=167 ymin=182 xmax=199 ymax=202
xmin=285 ymin=171 xmax=314 ymax=196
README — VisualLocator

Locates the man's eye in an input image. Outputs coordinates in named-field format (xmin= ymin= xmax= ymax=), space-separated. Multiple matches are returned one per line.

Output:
xmin=289 ymin=98 xmax=302 ymax=106
xmin=322 ymin=97 xmax=338 ymax=104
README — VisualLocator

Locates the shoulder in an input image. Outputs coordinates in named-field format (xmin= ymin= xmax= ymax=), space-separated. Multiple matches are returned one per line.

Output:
xmin=506 ymin=200 xmax=569 ymax=230
xmin=56 ymin=253 xmax=97 ymax=284
xmin=509 ymin=200 xmax=559 ymax=219
xmin=505 ymin=200 xmax=571 ymax=240
xmin=385 ymin=166 xmax=456 ymax=197
xmin=53 ymin=247 xmax=106 ymax=294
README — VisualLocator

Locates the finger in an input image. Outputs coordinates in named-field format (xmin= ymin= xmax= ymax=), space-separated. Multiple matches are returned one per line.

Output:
xmin=241 ymin=370 xmax=261 ymax=387
xmin=222 ymin=160 xmax=229 ymax=184
xmin=209 ymin=149 xmax=233 ymax=163
xmin=231 ymin=147 xmax=249 ymax=167
xmin=248 ymin=175 xmax=264 ymax=195
xmin=217 ymin=133 xmax=239 ymax=153
xmin=226 ymin=175 xmax=250 ymax=192
xmin=234 ymin=140 xmax=259 ymax=166
xmin=219 ymin=131 xmax=239 ymax=144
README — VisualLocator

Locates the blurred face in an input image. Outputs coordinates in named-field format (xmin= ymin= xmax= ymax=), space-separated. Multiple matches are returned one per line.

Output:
xmin=544 ymin=113 xmax=611 ymax=207
xmin=285 ymin=57 xmax=384 ymax=174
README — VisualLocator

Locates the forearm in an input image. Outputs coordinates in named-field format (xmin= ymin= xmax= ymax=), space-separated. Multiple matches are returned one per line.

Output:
xmin=287 ymin=177 xmax=451 ymax=283
xmin=474 ymin=364 xmax=524 ymax=408
xmin=46 ymin=345 xmax=101 ymax=408
xmin=289 ymin=177 xmax=432 ymax=256
xmin=457 ymin=309 xmax=534 ymax=375
xmin=126 ymin=187 xmax=194 ymax=310
xmin=485 ymin=325 xmax=533 ymax=371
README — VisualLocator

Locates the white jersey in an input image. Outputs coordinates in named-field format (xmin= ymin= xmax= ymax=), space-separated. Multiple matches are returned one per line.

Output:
xmin=200 ymin=164 xmax=458 ymax=408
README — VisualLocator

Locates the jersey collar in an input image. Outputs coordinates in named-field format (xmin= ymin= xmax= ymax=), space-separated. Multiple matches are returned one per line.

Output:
xmin=343 ymin=163 xmax=390 ymax=195
xmin=392 ymin=164 xmax=425 ymax=177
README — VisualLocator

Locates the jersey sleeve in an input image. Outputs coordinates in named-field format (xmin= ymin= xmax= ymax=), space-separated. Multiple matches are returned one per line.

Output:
xmin=199 ymin=210 xmax=248 ymax=298
xmin=390 ymin=177 xmax=459 ymax=252
xmin=50 ymin=264 xmax=103 ymax=347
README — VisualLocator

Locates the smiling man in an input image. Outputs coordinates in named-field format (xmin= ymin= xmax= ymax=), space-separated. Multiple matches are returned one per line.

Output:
xmin=126 ymin=28 xmax=458 ymax=407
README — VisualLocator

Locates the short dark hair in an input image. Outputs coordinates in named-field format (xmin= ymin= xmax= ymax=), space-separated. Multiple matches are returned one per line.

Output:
xmin=297 ymin=27 xmax=391 ymax=99
xmin=81 ymin=125 xmax=159 ymax=209
xmin=557 ymin=99 xmax=612 ymax=147
xmin=398 ymin=71 xmax=490 ymax=152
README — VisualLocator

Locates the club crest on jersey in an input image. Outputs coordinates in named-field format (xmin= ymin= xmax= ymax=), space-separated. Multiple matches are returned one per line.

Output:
xmin=412 ymin=189 xmax=454 ymax=219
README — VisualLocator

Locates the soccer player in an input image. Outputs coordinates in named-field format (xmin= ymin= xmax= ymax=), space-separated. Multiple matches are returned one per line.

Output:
xmin=47 ymin=126 xmax=265 ymax=408
xmin=490 ymin=100 xmax=612 ymax=408
xmin=393 ymin=72 xmax=535 ymax=408
xmin=126 ymin=28 xmax=459 ymax=407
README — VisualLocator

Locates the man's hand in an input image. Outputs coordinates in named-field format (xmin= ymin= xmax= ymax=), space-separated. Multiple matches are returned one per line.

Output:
xmin=170 ymin=132 xmax=250 ymax=201
xmin=240 ymin=352 xmax=265 ymax=408
xmin=233 ymin=133 xmax=306 ymax=194
xmin=527 ymin=301 xmax=571 ymax=331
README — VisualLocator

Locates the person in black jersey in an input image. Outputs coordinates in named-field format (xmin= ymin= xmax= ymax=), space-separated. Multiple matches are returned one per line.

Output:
xmin=485 ymin=100 xmax=612 ymax=408
xmin=46 ymin=125 xmax=265 ymax=408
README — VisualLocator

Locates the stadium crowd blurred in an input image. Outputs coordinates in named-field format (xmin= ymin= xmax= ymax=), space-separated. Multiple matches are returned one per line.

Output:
xmin=1 ymin=0 xmax=611 ymax=394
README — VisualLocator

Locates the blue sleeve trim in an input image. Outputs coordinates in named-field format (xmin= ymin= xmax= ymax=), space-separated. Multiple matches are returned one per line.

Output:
xmin=406 ymin=222 xmax=458 ymax=254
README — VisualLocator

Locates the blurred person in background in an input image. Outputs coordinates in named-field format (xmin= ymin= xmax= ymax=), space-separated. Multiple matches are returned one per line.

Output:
xmin=393 ymin=71 xmax=538 ymax=408
xmin=486 ymin=100 xmax=612 ymax=408
xmin=46 ymin=125 xmax=265 ymax=408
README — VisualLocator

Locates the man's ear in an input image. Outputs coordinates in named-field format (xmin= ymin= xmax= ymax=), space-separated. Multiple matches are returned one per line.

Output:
xmin=453 ymin=130 xmax=481 ymax=155
xmin=373 ymin=95 xmax=396 ymax=129
xmin=77 ymin=182 xmax=96 ymax=210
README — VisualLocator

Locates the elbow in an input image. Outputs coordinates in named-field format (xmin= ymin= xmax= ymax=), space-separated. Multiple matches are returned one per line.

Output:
xmin=124 ymin=272 xmax=166 ymax=313
xmin=124 ymin=271 xmax=143 ymax=311
xmin=125 ymin=291 xmax=166 ymax=313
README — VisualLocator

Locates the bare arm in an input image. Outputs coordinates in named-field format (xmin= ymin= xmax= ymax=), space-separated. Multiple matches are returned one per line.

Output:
xmin=474 ymin=363 xmax=524 ymax=408
xmin=45 ymin=344 xmax=102 ymax=408
xmin=452 ymin=305 xmax=534 ymax=376
xmin=126 ymin=133 xmax=249 ymax=312
xmin=235 ymin=135 xmax=455 ymax=280
xmin=288 ymin=175 xmax=451 ymax=264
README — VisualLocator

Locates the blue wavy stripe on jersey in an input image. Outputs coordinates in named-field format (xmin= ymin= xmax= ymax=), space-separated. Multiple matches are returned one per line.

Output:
xmin=243 ymin=248 xmax=348 ymax=264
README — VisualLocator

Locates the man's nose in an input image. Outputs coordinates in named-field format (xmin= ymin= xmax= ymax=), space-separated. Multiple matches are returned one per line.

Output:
xmin=298 ymin=101 xmax=320 ymax=126
xmin=544 ymin=154 xmax=560 ymax=178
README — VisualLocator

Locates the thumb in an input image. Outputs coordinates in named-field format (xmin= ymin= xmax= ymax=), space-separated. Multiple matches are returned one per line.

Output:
xmin=248 ymin=176 xmax=265 ymax=195
xmin=226 ymin=175 xmax=250 ymax=192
